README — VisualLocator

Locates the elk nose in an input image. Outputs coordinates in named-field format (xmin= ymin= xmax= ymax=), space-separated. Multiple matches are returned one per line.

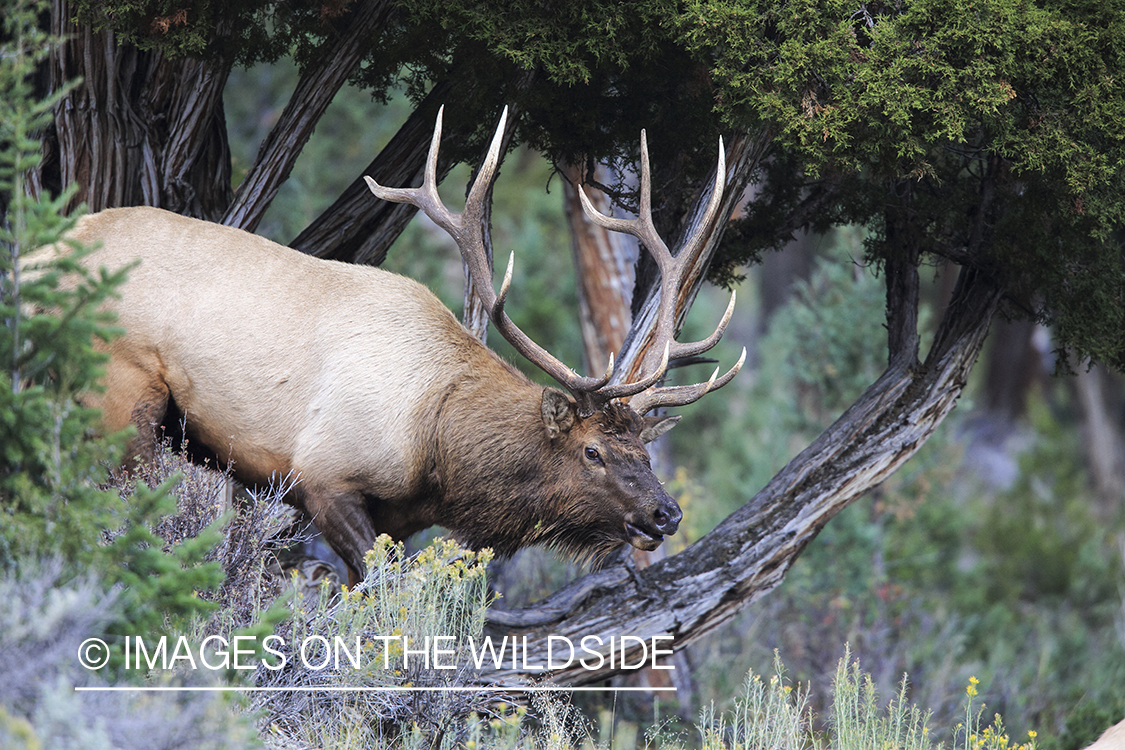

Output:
xmin=651 ymin=499 xmax=682 ymax=535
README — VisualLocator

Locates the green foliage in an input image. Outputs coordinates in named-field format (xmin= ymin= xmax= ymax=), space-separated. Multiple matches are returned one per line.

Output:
xmin=672 ymin=231 xmax=1123 ymax=737
xmin=678 ymin=0 xmax=1125 ymax=192
xmin=0 ymin=0 xmax=126 ymax=567
xmin=970 ymin=400 xmax=1113 ymax=606
xmin=946 ymin=399 xmax=1125 ymax=728
xmin=677 ymin=0 xmax=1125 ymax=368
xmin=691 ymin=651 xmax=1038 ymax=750
xmin=831 ymin=653 xmax=932 ymax=750
xmin=1 ymin=0 xmax=223 ymax=675
xmin=697 ymin=654 xmax=810 ymax=750
xmin=763 ymin=244 xmax=887 ymax=422
xmin=0 ymin=561 xmax=261 ymax=750
xmin=1040 ymin=703 xmax=1125 ymax=750
xmin=404 ymin=0 xmax=674 ymax=86
xmin=397 ymin=0 xmax=721 ymax=174
xmin=70 ymin=0 xmax=304 ymax=68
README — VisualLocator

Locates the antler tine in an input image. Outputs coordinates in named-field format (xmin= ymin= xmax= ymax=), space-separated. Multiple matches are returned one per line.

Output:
xmin=667 ymin=288 xmax=738 ymax=361
xmin=629 ymin=346 xmax=747 ymax=415
xmin=489 ymin=249 xmax=614 ymax=394
xmin=364 ymin=106 xmax=454 ymax=235
xmin=596 ymin=343 xmax=670 ymax=400
xmin=652 ymin=134 xmax=729 ymax=363
xmin=464 ymin=106 xmax=509 ymax=222
xmin=366 ymin=107 xmax=612 ymax=399
xmin=577 ymin=130 xmax=737 ymax=406
xmin=678 ymin=135 xmax=727 ymax=275
xmin=576 ymin=131 xmax=674 ymax=272
xmin=496 ymin=251 xmax=514 ymax=308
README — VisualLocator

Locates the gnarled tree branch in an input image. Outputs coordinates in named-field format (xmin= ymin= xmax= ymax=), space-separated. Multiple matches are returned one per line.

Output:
xmin=222 ymin=0 xmax=395 ymax=232
xmin=477 ymin=264 xmax=1000 ymax=687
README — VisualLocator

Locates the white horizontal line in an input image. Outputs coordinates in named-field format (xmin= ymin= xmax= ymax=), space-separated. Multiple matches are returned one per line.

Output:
xmin=75 ymin=686 xmax=676 ymax=693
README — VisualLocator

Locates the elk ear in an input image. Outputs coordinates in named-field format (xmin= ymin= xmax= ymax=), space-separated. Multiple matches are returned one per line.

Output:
xmin=541 ymin=388 xmax=576 ymax=439
xmin=639 ymin=414 xmax=681 ymax=443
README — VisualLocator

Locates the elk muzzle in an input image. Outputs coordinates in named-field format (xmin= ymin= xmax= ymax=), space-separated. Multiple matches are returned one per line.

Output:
xmin=624 ymin=490 xmax=682 ymax=551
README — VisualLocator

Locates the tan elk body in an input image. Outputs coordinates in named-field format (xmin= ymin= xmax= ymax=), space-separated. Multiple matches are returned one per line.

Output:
xmin=44 ymin=108 xmax=743 ymax=585
xmin=1083 ymin=719 xmax=1125 ymax=750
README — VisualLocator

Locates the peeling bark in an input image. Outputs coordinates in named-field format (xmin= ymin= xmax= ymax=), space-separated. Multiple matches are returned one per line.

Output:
xmin=561 ymin=162 xmax=635 ymax=375
xmin=1075 ymin=362 xmax=1125 ymax=513
xmin=33 ymin=0 xmax=233 ymax=220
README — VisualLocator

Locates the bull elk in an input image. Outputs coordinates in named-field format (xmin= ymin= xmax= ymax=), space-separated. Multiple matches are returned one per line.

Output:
xmin=49 ymin=107 xmax=744 ymax=586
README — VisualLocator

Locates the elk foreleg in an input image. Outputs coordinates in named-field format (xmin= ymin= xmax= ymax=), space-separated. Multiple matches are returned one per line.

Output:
xmin=300 ymin=490 xmax=379 ymax=588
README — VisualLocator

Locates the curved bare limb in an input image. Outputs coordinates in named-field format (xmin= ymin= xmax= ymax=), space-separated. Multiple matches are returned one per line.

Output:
xmin=474 ymin=266 xmax=1001 ymax=686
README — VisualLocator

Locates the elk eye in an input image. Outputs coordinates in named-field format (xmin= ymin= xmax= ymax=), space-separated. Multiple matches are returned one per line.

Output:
xmin=584 ymin=446 xmax=601 ymax=463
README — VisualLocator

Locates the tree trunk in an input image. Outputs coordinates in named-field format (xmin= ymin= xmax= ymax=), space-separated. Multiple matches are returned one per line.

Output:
xmin=561 ymin=162 xmax=635 ymax=376
xmin=1075 ymin=362 xmax=1125 ymax=515
xmin=221 ymin=0 xmax=396 ymax=233
xmin=982 ymin=318 xmax=1042 ymax=422
xmin=32 ymin=0 xmax=233 ymax=220
xmin=479 ymin=266 xmax=1000 ymax=686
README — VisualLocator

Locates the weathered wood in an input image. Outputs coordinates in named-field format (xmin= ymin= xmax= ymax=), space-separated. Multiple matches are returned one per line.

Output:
xmin=221 ymin=0 xmax=395 ymax=232
xmin=884 ymin=181 xmax=921 ymax=366
xmin=562 ymin=163 xmax=635 ymax=375
xmin=34 ymin=0 xmax=233 ymax=220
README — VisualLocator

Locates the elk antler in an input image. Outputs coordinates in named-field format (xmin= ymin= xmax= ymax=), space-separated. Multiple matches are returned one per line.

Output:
xmin=364 ymin=106 xmax=744 ymax=417
xmin=575 ymin=130 xmax=746 ymax=415
xmin=365 ymin=107 xmax=613 ymax=406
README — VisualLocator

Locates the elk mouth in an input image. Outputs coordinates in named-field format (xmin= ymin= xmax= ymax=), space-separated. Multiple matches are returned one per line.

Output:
xmin=624 ymin=520 xmax=664 ymax=551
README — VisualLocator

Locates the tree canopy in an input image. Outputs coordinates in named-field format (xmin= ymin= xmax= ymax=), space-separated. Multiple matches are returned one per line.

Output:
xmin=56 ymin=0 xmax=1125 ymax=371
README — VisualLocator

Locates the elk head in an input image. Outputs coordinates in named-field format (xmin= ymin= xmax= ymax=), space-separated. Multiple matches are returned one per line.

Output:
xmin=538 ymin=388 xmax=683 ymax=556
xmin=365 ymin=106 xmax=745 ymax=555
